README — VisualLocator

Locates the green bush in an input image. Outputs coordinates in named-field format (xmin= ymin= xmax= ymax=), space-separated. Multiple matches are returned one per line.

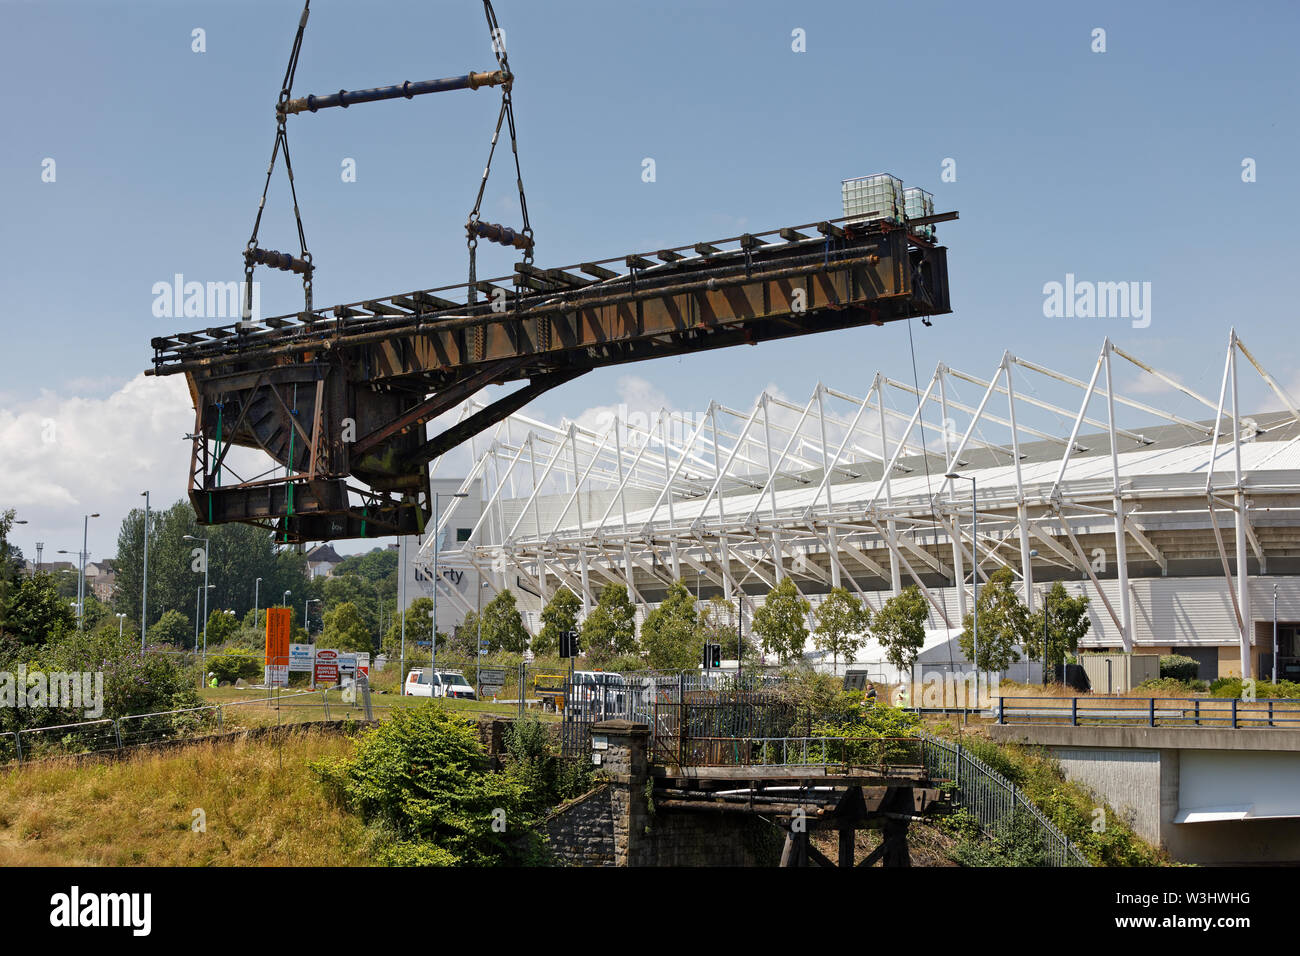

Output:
xmin=1210 ymin=677 xmax=1300 ymax=699
xmin=946 ymin=807 xmax=1047 ymax=867
xmin=311 ymin=704 xmax=546 ymax=866
xmin=1136 ymin=676 xmax=1199 ymax=696
xmin=503 ymin=717 xmax=593 ymax=807
xmin=936 ymin=733 xmax=1165 ymax=867
xmin=206 ymin=648 xmax=263 ymax=684
xmin=1159 ymin=654 xmax=1199 ymax=682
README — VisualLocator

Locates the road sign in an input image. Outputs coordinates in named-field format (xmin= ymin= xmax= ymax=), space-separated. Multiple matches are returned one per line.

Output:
xmin=478 ymin=666 xmax=506 ymax=692
xmin=338 ymin=653 xmax=357 ymax=679
xmin=314 ymin=648 xmax=340 ymax=683
xmin=288 ymin=643 xmax=314 ymax=673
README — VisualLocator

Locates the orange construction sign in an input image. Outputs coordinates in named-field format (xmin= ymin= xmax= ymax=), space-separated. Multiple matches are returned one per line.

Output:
xmin=265 ymin=607 xmax=291 ymax=683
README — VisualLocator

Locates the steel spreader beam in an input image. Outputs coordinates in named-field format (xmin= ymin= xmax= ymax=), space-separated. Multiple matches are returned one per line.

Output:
xmin=279 ymin=70 xmax=510 ymax=117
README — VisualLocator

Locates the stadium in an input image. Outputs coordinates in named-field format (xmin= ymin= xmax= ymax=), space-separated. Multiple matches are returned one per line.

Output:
xmin=415 ymin=330 xmax=1300 ymax=684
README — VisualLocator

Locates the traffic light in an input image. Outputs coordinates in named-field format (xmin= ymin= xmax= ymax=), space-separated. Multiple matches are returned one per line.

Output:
xmin=711 ymin=642 xmax=722 ymax=668
xmin=702 ymin=642 xmax=721 ymax=669
xmin=560 ymin=629 xmax=580 ymax=659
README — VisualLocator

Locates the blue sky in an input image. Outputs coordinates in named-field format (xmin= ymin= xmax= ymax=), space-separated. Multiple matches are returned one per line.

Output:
xmin=2 ymin=0 xmax=1297 ymax=560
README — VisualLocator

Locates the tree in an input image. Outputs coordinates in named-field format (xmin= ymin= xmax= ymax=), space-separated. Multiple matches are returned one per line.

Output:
xmin=536 ymin=587 xmax=581 ymax=657
xmin=2 ymin=571 xmax=76 ymax=646
xmin=873 ymin=586 xmax=929 ymax=675
xmin=479 ymin=590 xmax=529 ymax=654
xmin=751 ymin=578 xmax=811 ymax=664
xmin=333 ymin=547 xmax=398 ymax=584
xmin=1026 ymin=582 xmax=1091 ymax=674
xmin=449 ymin=610 xmax=482 ymax=657
xmin=383 ymin=597 xmax=445 ymax=660
xmin=204 ymin=608 xmax=240 ymax=647
xmin=813 ymin=587 xmax=871 ymax=673
xmin=958 ymin=567 xmax=1030 ymax=672
xmin=146 ymin=609 xmax=190 ymax=648
xmin=583 ymin=583 xmax=638 ymax=665
xmin=640 ymin=581 xmax=701 ymax=670
xmin=323 ymin=601 xmax=374 ymax=653
xmin=110 ymin=499 xmax=311 ymax=632
xmin=0 ymin=509 xmax=23 ymax=626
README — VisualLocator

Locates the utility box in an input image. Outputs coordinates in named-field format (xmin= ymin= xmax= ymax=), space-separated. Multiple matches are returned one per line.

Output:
xmin=1078 ymin=653 xmax=1160 ymax=694
xmin=842 ymin=173 xmax=905 ymax=224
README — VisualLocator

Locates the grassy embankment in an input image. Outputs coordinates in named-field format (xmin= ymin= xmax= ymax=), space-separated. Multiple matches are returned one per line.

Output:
xmin=0 ymin=730 xmax=372 ymax=866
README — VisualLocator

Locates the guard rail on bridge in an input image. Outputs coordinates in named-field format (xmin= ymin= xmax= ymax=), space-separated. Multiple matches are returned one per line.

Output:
xmin=997 ymin=695 xmax=1300 ymax=729
xmin=683 ymin=735 xmax=922 ymax=772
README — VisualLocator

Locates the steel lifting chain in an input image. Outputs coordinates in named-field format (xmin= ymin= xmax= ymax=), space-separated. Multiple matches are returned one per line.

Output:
xmin=244 ymin=0 xmax=315 ymax=324
xmin=467 ymin=0 xmax=532 ymax=305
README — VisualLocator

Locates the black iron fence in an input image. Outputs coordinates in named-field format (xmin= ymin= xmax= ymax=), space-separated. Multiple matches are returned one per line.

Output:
xmin=919 ymin=731 xmax=1088 ymax=867
xmin=558 ymin=670 xmax=792 ymax=758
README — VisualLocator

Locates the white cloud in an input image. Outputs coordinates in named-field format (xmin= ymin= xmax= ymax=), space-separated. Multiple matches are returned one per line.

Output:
xmin=0 ymin=374 xmax=193 ymax=562
xmin=570 ymin=375 xmax=677 ymax=437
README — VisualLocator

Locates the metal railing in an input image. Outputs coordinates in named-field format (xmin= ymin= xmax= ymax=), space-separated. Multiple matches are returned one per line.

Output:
xmin=0 ymin=688 xmax=373 ymax=766
xmin=682 ymin=735 xmax=924 ymax=771
xmin=559 ymin=673 xmax=796 ymax=758
xmin=919 ymin=732 xmax=1088 ymax=867
xmin=997 ymin=695 xmax=1300 ymax=728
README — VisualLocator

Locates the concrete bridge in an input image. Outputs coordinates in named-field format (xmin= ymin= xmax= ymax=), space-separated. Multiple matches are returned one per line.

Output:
xmin=990 ymin=722 xmax=1300 ymax=863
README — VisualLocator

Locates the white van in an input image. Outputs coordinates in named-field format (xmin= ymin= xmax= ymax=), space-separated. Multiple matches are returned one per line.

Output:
xmin=404 ymin=668 xmax=478 ymax=700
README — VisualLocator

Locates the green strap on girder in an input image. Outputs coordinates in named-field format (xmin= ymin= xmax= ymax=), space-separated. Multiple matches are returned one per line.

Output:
xmin=284 ymin=411 xmax=296 ymax=544
xmin=214 ymin=404 xmax=223 ymax=488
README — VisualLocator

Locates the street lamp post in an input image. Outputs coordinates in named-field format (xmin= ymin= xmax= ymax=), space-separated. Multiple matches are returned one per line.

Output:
xmin=183 ymin=535 xmax=210 ymax=675
xmin=57 ymin=548 xmax=85 ymax=620
xmin=116 ymin=612 xmax=126 ymax=639
xmin=431 ymin=492 xmax=469 ymax=679
xmin=304 ymin=598 xmax=321 ymax=642
xmin=140 ymin=491 xmax=150 ymax=653
xmin=399 ymin=535 xmax=407 ymax=684
xmin=946 ymin=473 xmax=979 ymax=700
xmin=254 ymin=577 xmax=263 ymax=633
xmin=77 ymin=513 xmax=99 ymax=631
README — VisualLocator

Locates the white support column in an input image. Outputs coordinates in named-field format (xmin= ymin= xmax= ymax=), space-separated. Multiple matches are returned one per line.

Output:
xmin=1103 ymin=341 xmax=1133 ymax=653
xmin=939 ymin=366 xmax=967 ymax=619
xmin=1003 ymin=357 xmax=1035 ymax=613
xmin=578 ymin=543 xmax=592 ymax=616
xmin=1230 ymin=330 xmax=1252 ymax=677
xmin=947 ymin=512 xmax=968 ymax=620
xmin=875 ymin=374 xmax=902 ymax=593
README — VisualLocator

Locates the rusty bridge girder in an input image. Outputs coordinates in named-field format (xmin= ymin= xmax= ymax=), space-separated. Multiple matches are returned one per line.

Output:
xmin=151 ymin=213 xmax=954 ymax=542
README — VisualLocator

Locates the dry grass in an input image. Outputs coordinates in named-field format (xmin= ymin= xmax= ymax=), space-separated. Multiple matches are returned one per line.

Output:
xmin=200 ymin=686 xmax=557 ymax=728
xmin=809 ymin=821 xmax=960 ymax=867
xmin=0 ymin=731 xmax=373 ymax=866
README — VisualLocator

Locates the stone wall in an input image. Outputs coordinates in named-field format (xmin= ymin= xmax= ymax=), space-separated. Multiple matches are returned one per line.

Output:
xmin=544 ymin=786 xmax=617 ymax=866
xmin=542 ymin=719 xmax=783 ymax=867
xmin=638 ymin=807 xmax=782 ymax=867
